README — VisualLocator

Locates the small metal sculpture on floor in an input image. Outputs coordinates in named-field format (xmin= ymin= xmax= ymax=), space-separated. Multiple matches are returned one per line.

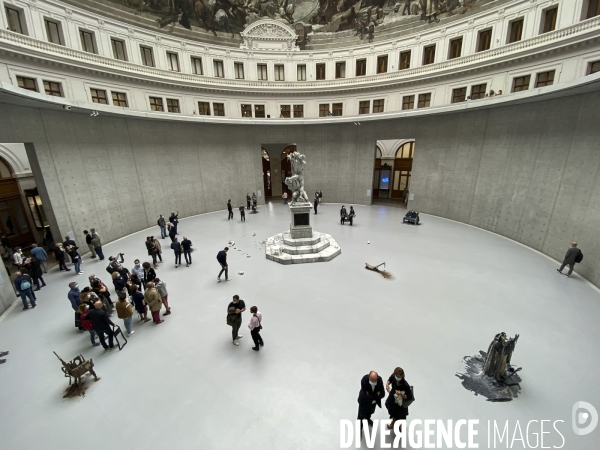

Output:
xmin=365 ymin=262 xmax=392 ymax=279
xmin=54 ymin=351 xmax=100 ymax=398
xmin=456 ymin=332 xmax=522 ymax=402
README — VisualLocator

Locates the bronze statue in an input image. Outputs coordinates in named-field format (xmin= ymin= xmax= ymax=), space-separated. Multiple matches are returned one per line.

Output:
xmin=54 ymin=352 xmax=100 ymax=398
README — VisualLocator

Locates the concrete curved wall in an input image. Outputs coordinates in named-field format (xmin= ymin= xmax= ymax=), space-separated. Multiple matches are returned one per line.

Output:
xmin=0 ymin=87 xmax=598 ymax=287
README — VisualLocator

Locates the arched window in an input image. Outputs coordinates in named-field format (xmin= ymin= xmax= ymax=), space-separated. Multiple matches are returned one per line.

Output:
xmin=0 ymin=157 xmax=14 ymax=179
xmin=395 ymin=142 xmax=414 ymax=159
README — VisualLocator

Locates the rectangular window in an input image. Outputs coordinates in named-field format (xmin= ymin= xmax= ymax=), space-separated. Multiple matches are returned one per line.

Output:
xmin=112 ymin=92 xmax=128 ymax=107
xmin=587 ymin=0 xmax=600 ymax=19
xmin=335 ymin=62 xmax=346 ymax=79
xmin=91 ymin=88 xmax=108 ymax=104
xmin=198 ymin=102 xmax=211 ymax=115
xmin=80 ymin=30 xmax=97 ymax=54
xmin=241 ymin=104 xmax=252 ymax=117
xmin=588 ymin=60 xmax=600 ymax=75
xmin=43 ymin=81 xmax=62 ymax=97
xmin=257 ymin=64 xmax=267 ymax=81
xmin=356 ymin=59 xmax=367 ymax=76
xmin=140 ymin=46 xmax=155 ymax=67
xmin=167 ymin=52 xmax=180 ymax=72
xmin=297 ymin=64 xmax=306 ymax=81
xmin=511 ymin=75 xmax=531 ymax=92
xmin=359 ymin=100 xmax=370 ymax=115
xmin=149 ymin=97 xmax=163 ymax=111
xmin=254 ymin=105 xmax=265 ymax=118
xmin=316 ymin=63 xmax=326 ymax=80
xmin=372 ymin=99 xmax=384 ymax=113
xmin=332 ymin=103 xmax=343 ymax=116
xmin=214 ymin=60 xmax=224 ymax=78
xmin=5 ymin=7 xmax=25 ymax=34
xmin=402 ymin=95 xmax=415 ymax=110
xmin=166 ymin=99 xmax=180 ymax=113
xmin=477 ymin=29 xmax=492 ymax=52
xmin=280 ymin=105 xmax=291 ymax=118
xmin=377 ymin=55 xmax=388 ymax=74
xmin=191 ymin=57 xmax=203 ymax=75
xmin=213 ymin=103 xmax=225 ymax=116
xmin=417 ymin=93 xmax=431 ymax=108
xmin=234 ymin=62 xmax=244 ymax=79
xmin=293 ymin=105 xmax=304 ymax=118
xmin=17 ymin=76 xmax=37 ymax=92
xmin=44 ymin=19 xmax=62 ymax=45
xmin=470 ymin=84 xmax=487 ymax=100
xmin=535 ymin=71 xmax=555 ymax=87
xmin=542 ymin=7 xmax=558 ymax=33
xmin=399 ymin=51 xmax=411 ymax=70
xmin=508 ymin=18 xmax=524 ymax=43
xmin=319 ymin=104 xmax=329 ymax=117
xmin=451 ymin=87 xmax=467 ymax=103
xmin=274 ymin=64 xmax=285 ymax=81
xmin=111 ymin=38 xmax=127 ymax=61
xmin=449 ymin=37 xmax=462 ymax=59
xmin=423 ymin=45 xmax=435 ymax=65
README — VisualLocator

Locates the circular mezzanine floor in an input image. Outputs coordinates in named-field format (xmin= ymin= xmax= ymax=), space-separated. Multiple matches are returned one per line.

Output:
xmin=0 ymin=202 xmax=599 ymax=450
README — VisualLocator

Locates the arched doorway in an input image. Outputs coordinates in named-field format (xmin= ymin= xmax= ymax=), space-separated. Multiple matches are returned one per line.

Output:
xmin=261 ymin=148 xmax=272 ymax=197
xmin=281 ymin=145 xmax=296 ymax=197
xmin=373 ymin=146 xmax=382 ymax=198
xmin=0 ymin=156 xmax=35 ymax=248
xmin=391 ymin=141 xmax=414 ymax=203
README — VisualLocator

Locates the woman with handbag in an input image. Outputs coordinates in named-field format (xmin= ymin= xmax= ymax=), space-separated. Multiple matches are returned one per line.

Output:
xmin=247 ymin=306 xmax=263 ymax=351
xmin=385 ymin=367 xmax=413 ymax=430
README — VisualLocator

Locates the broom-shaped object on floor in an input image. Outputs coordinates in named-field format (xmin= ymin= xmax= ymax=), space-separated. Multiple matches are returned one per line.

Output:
xmin=365 ymin=262 xmax=392 ymax=279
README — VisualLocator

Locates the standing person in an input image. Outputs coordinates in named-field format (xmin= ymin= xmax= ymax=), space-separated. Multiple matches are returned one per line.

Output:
xmin=83 ymin=230 xmax=97 ymax=259
xmin=283 ymin=192 xmax=288 ymax=204
xmin=12 ymin=247 xmax=23 ymax=268
xmin=65 ymin=243 xmax=83 ymax=274
xmin=68 ymin=282 xmax=81 ymax=311
xmin=146 ymin=236 xmax=159 ymax=267
xmin=63 ymin=235 xmax=77 ymax=263
xmin=54 ymin=244 xmax=70 ymax=271
xmin=171 ymin=237 xmax=182 ymax=268
xmin=14 ymin=271 xmax=36 ymax=310
xmin=131 ymin=259 xmax=146 ymax=290
xmin=144 ymin=282 xmax=164 ymax=324
xmin=29 ymin=257 xmax=47 ymax=291
xmin=131 ymin=284 xmax=150 ymax=322
xmin=90 ymin=229 xmax=104 ymax=260
xmin=348 ymin=206 xmax=356 ymax=226
xmin=357 ymin=371 xmax=385 ymax=434
xmin=385 ymin=367 xmax=413 ymax=431
xmin=181 ymin=236 xmax=192 ymax=267
xmin=402 ymin=187 xmax=409 ymax=204
xmin=319 ymin=190 xmax=323 ymax=205
xmin=247 ymin=306 xmax=263 ymax=351
xmin=155 ymin=278 xmax=171 ymax=315
xmin=142 ymin=262 xmax=157 ymax=286
xmin=239 ymin=204 xmax=246 ymax=222
xmin=227 ymin=200 xmax=234 ymax=220
xmin=557 ymin=242 xmax=583 ymax=278
xmin=169 ymin=211 xmax=179 ymax=234
xmin=246 ymin=193 xmax=251 ymax=210
xmin=86 ymin=300 xmax=116 ymax=351
xmin=30 ymin=244 xmax=48 ymax=273
xmin=111 ymin=271 xmax=127 ymax=296
xmin=157 ymin=214 xmax=167 ymax=239
xmin=228 ymin=295 xmax=246 ymax=346
xmin=115 ymin=291 xmax=134 ymax=336
xmin=340 ymin=205 xmax=347 ymax=225
xmin=252 ymin=193 xmax=257 ymax=209
xmin=79 ymin=303 xmax=100 ymax=347
xmin=168 ymin=223 xmax=177 ymax=242
xmin=217 ymin=247 xmax=230 ymax=281
xmin=152 ymin=236 xmax=163 ymax=264
xmin=313 ymin=196 xmax=319 ymax=214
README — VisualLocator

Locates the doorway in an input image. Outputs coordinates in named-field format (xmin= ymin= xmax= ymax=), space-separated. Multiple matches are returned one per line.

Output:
xmin=261 ymin=148 xmax=272 ymax=197
xmin=373 ymin=140 xmax=415 ymax=207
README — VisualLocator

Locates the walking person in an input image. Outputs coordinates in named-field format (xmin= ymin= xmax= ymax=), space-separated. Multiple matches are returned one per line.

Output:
xmin=313 ymin=196 xmax=319 ymax=214
xmin=14 ymin=271 xmax=36 ymax=310
xmin=54 ymin=244 xmax=70 ymax=271
xmin=246 ymin=193 xmax=251 ymax=210
xmin=152 ymin=236 xmax=163 ymax=263
xmin=116 ymin=291 xmax=134 ymax=336
xmin=348 ymin=206 xmax=356 ymax=226
xmin=228 ymin=295 xmax=246 ymax=346
xmin=283 ymin=191 xmax=288 ymax=204
xmin=83 ymin=230 xmax=97 ymax=259
xmin=157 ymin=214 xmax=167 ymax=239
xmin=248 ymin=306 xmax=263 ymax=351
xmin=171 ymin=237 xmax=182 ymax=268
xmin=144 ymin=282 xmax=164 ymax=324
xmin=168 ymin=223 xmax=177 ymax=242
xmin=155 ymin=278 xmax=171 ymax=315
xmin=181 ymin=236 xmax=192 ymax=266
xmin=557 ymin=242 xmax=583 ymax=278
xmin=385 ymin=367 xmax=413 ymax=431
xmin=90 ymin=229 xmax=104 ymax=260
xmin=340 ymin=205 xmax=347 ymax=225
xmin=79 ymin=303 xmax=100 ymax=347
xmin=217 ymin=247 xmax=230 ymax=281
xmin=29 ymin=244 xmax=48 ymax=273
xmin=239 ymin=204 xmax=246 ymax=222
xmin=131 ymin=284 xmax=150 ymax=322
xmin=86 ymin=300 xmax=116 ymax=351
xmin=357 ymin=371 xmax=385 ymax=435
xmin=169 ymin=211 xmax=179 ymax=235
xmin=227 ymin=200 xmax=234 ymax=220
xmin=29 ymin=257 xmax=47 ymax=291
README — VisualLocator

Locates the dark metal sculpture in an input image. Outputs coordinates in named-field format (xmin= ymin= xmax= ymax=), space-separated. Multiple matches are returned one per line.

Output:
xmin=483 ymin=332 xmax=520 ymax=383
xmin=54 ymin=352 xmax=100 ymax=398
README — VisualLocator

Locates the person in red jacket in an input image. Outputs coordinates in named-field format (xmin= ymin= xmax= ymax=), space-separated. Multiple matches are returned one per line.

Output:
xmin=78 ymin=303 xmax=100 ymax=347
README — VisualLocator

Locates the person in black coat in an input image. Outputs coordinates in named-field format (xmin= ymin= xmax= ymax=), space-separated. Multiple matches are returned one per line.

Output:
xmin=142 ymin=262 xmax=157 ymax=283
xmin=169 ymin=211 xmax=179 ymax=234
xmin=111 ymin=272 xmax=127 ymax=295
xmin=557 ymin=242 xmax=582 ymax=277
xmin=357 ymin=371 xmax=385 ymax=433
xmin=86 ymin=300 xmax=116 ymax=351
xmin=29 ymin=257 xmax=47 ymax=291
xmin=54 ymin=244 xmax=70 ymax=271
xmin=385 ymin=367 xmax=413 ymax=430
xmin=227 ymin=200 xmax=233 ymax=220
xmin=63 ymin=235 xmax=77 ymax=262
xmin=340 ymin=206 xmax=347 ymax=225
xmin=217 ymin=247 xmax=229 ymax=281
xmin=313 ymin=196 xmax=318 ymax=214
xmin=171 ymin=238 xmax=182 ymax=268
xmin=168 ymin=223 xmax=177 ymax=242
xmin=348 ymin=206 xmax=355 ymax=226
xmin=181 ymin=236 xmax=192 ymax=266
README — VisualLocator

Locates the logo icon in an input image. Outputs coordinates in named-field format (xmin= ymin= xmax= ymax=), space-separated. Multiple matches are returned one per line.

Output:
xmin=572 ymin=401 xmax=598 ymax=436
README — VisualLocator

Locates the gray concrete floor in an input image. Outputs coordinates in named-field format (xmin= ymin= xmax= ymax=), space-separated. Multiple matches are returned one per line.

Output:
xmin=0 ymin=202 xmax=599 ymax=450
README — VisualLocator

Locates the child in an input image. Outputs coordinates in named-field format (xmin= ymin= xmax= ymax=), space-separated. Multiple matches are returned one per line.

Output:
xmin=155 ymin=278 xmax=171 ymax=315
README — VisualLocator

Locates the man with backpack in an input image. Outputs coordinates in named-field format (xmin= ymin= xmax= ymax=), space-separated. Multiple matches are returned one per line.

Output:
xmin=14 ymin=271 xmax=36 ymax=310
xmin=557 ymin=242 xmax=583 ymax=278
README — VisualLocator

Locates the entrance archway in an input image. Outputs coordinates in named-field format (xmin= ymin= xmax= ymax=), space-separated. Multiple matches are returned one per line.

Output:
xmin=391 ymin=141 xmax=414 ymax=203
xmin=0 ymin=156 xmax=35 ymax=248
xmin=261 ymin=148 xmax=272 ymax=197
xmin=281 ymin=145 xmax=296 ymax=197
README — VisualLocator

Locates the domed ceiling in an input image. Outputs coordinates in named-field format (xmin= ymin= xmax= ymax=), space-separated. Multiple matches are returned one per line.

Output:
xmin=70 ymin=0 xmax=503 ymax=48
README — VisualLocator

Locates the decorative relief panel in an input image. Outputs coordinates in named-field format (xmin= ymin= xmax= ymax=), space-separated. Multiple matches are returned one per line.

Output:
xmin=240 ymin=19 xmax=298 ymax=51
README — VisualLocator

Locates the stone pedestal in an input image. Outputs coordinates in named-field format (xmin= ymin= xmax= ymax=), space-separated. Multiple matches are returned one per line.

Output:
xmin=289 ymin=202 xmax=312 ymax=239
